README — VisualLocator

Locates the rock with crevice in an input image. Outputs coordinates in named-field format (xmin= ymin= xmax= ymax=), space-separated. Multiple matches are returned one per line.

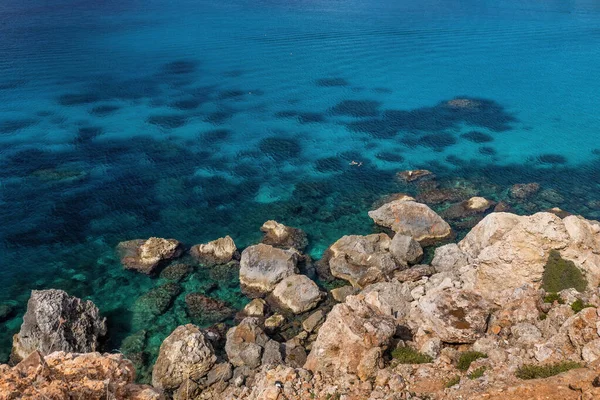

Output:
xmin=368 ymin=200 xmax=453 ymax=244
xmin=269 ymin=274 xmax=323 ymax=314
xmin=11 ymin=289 xmax=107 ymax=363
xmin=225 ymin=317 xmax=270 ymax=369
xmin=118 ymin=237 xmax=183 ymax=275
xmin=261 ymin=220 xmax=308 ymax=251
xmin=190 ymin=235 xmax=237 ymax=267
xmin=239 ymin=244 xmax=299 ymax=297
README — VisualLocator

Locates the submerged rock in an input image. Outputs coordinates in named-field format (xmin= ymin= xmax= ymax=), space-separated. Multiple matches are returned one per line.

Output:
xmin=190 ymin=235 xmax=237 ymax=267
xmin=269 ymin=274 xmax=323 ymax=314
xmin=260 ymin=220 xmax=308 ymax=251
xmin=0 ymin=351 xmax=162 ymax=400
xmin=152 ymin=324 xmax=216 ymax=393
xmin=118 ymin=237 xmax=183 ymax=275
xmin=510 ymin=182 xmax=540 ymax=199
xmin=326 ymin=233 xmax=401 ymax=288
xmin=11 ymin=289 xmax=107 ymax=362
xmin=133 ymin=283 xmax=182 ymax=317
xmin=239 ymin=244 xmax=299 ymax=297
xmin=368 ymin=199 xmax=452 ymax=244
xmin=397 ymin=169 xmax=433 ymax=182
xmin=185 ymin=293 xmax=235 ymax=323
xmin=159 ymin=263 xmax=193 ymax=282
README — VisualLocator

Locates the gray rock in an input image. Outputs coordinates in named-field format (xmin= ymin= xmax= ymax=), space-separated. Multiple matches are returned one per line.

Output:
xmin=393 ymin=265 xmax=436 ymax=282
xmin=390 ymin=234 xmax=423 ymax=265
xmin=431 ymin=243 xmax=469 ymax=273
xmin=262 ymin=339 xmax=284 ymax=366
xmin=330 ymin=286 xmax=359 ymax=302
xmin=302 ymin=309 xmax=326 ymax=333
xmin=11 ymin=289 xmax=107 ymax=362
xmin=225 ymin=317 xmax=270 ymax=368
xmin=239 ymin=244 xmax=299 ymax=297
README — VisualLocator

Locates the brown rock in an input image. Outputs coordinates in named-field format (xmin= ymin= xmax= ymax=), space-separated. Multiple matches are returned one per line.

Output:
xmin=185 ymin=293 xmax=235 ymax=323
xmin=397 ymin=169 xmax=434 ymax=182
xmin=118 ymin=237 xmax=183 ymax=275
xmin=261 ymin=220 xmax=308 ymax=251
xmin=269 ymin=274 xmax=323 ymax=314
xmin=239 ymin=244 xmax=299 ymax=297
xmin=510 ymin=183 xmax=541 ymax=199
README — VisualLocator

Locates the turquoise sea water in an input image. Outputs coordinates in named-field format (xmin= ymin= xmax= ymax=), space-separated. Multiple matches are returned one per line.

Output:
xmin=1 ymin=0 xmax=600 ymax=374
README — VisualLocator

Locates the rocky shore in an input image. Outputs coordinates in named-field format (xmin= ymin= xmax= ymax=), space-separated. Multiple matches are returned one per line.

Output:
xmin=3 ymin=172 xmax=600 ymax=399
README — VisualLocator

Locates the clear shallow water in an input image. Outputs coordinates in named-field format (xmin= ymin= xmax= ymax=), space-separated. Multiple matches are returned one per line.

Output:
xmin=1 ymin=0 xmax=600 ymax=373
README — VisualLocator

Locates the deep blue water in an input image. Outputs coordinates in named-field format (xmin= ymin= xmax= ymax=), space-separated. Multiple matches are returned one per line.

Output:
xmin=1 ymin=0 xmax=600 ymax=371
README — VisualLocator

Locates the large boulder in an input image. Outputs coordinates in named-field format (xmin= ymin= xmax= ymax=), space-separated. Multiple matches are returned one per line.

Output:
xmin=269 ymin=275 xmax=323 ymax=314
xmin=239 ymin=244 xmax=299 ymax=297
xmin=326 ymin=234 xmax=401 ymax=288
xmin=11 ymin=290 xmax=107 ymax=362
xmin=389 ymin=234 xmax=423 ymax=265
xmin=304 ymin=292 xmax=396 ymax=380
xmin=190 ymin=236 xmax=237 ymax=267
xmin=118 ymin=237 xmax=183 ymax=275
xmin=409 ymin=288 xmax=493 ymax=344
xmin=261 ymin=220 xmax=308 ymax=251
xmin=0 ymin=351 xmax=163 ymax=400
xmin=431 ymin=243 xmax=469 ymax=273
xmin=458 ymin=212 xmax=600 ymax=301
xmin=368 ymin=200 xmax=452 ymax=244
xmin=225 ymin=317 xmax=270 ymax=369
xmin=152 ymin=324 xmax=217 ymax=392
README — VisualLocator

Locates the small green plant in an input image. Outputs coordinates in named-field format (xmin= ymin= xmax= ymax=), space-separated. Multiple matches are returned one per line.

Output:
xmin=468 ymin=367 xmax=487 ymax=379
xmin=457 ymin=351 xmax=487 ymax=371
xmin=570 ymin=299 xmax=594 ymax=313
xmin=542 ymin=250 xmax=587 ymax=293
xmin=445 ymin=375 xmax=460 ymax=388
xmin=516 ymin=361 xmax=582 ymax=380
xmin=539 ymin=312 xmax=547 ymax=320
xmin=543 ymin=292 xmax=564 ymax=304
xmin=391 ymin=346 xmax=433 ymax=364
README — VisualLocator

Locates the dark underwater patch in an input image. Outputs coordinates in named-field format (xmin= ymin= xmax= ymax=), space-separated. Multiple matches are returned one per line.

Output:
xmin=0 ymin=79 xmax=26 ymax=90
xmin=417 ymin=132 xmax=457 ymax=151
xmin=258 ymin=137 xmax=302 ymax=161
xmin=346 ymin=119 xmax=397 ymax=138
xmin=538 ymin=154 xmax=567 ymax=164
xmin=201 ymin=129 xmax=232 ymax=144
xmin=147 ymin=114 xmax=188 ymax=129
xmin=204 ymin=110 xmax=233 ymax=125
xmin=58 ymin=93 xmax=102 ymax=106
xmin=76 ymin=126 xmax=103 ymax=142
xmin=315 ymin=157 xmax=344 ymax=173
xmin=316 ymin=77 xmax=349 ymax=87
xmin=218 ymin=90 xmax=246 ymax=100
xmin=162 ymin=60 xmax=198 ymax=75
xmin=479 ymin=146 xmax=497 ymax=155
xmin=275 ymin=111 xmax=326 ymax=124
xmin=330 ymin=100 xmax=381 ymax=118
xmin=90 ymin=104 xmax=120 ymax=116
xmin=375 ymin=152 xmax=404 ymax=162
xmin=461 ymin=131 xmax=493 ymax=143
xmin=0 ymin=119 xmax=39 ymax=134
xmin=169 ymin=98 xmax=202 ymax=110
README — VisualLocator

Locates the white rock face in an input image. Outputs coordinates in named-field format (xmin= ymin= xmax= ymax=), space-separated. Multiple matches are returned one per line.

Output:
xmin=239 ymin=244 xmax=299 ymax=297
xmin=457 ymin=212 xmax=600 ymax=302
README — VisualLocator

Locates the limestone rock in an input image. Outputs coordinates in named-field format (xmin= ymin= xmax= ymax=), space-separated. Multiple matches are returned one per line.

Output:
xmin=302 ymin=309 xmax=325 ymax=332
xmin=458 ymin=212 xmax=600 ymax=301
xmin=270 ymin=274 xmax=323 ymax=314
xmin=239 ymin=244 xmax=299 ymax=297
xmin=397 ymin=169 xmax=433 ymax=182
xmin=390 ymin=234 xmax=423 ymax=265
xmin=152 ymin=324 xmax=216 ymax=391
xmin=331 ymin=286 xmax=359 ymax=302
xmin=0 ymin=351 xmax=163 ymax=400
xmin=265 ymin=314 xmax=285 ymax=331
xmin=261 ymin=220 xmax=308 ymax=251
xmin=190 ymin=235 xmax=237 ymax=267
xmin=304 ymin=292 xmax=396 ymax=379
xmin=393 ymin=264 xmax=435 ymax=282
xmin=225 ymin=317 xmax=270 ymax=369
xmin=409 ymin=288 xmax=492 ymax=344
xmin=159 ymin=263 xmax=193 ymax=282
xmin=431 ymin=243 xmax=469 ymax=273
xmin=510 ymin=183 xmax=540 ymax=199
xmin=326 ymin=234 xmax=400 ymax=288
xmin=368 ymin=200 xmax=452 ymax=244
xmin=11 ymin=289 xmax=107 ymax=362
xmin=118 ymin=237 xmax=183 ymax=275
xmin=242 ymin=298 xmax=268 ymax=318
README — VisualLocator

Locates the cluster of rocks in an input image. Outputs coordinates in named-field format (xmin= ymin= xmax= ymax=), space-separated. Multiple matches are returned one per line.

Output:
xmin=4 ymin=178 xmax=600 ymax=399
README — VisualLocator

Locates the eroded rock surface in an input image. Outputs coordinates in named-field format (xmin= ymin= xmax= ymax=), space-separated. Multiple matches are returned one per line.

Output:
xmin=190 ymin=236 xmax=237 ymax=267
xmin=118 ymin=237 xmax=183 ymax=275
xmin=239 ymin=244 xmax=299 ymax=297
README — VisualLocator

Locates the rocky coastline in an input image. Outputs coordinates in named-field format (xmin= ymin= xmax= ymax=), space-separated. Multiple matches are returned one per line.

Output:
xmin=2 ymin=171 xmax=600 ymax=399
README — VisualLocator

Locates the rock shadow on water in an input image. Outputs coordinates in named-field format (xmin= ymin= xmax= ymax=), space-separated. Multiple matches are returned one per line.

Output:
xmin=316 ymin=77 xmax=349 ymax=87
xmin=479 ymin=146 xmax=497 ymax=156
xmin=330 ymin=100 xmax=381 ymax=118
xmin=75 ymin=126 xmax=103 ymax=143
